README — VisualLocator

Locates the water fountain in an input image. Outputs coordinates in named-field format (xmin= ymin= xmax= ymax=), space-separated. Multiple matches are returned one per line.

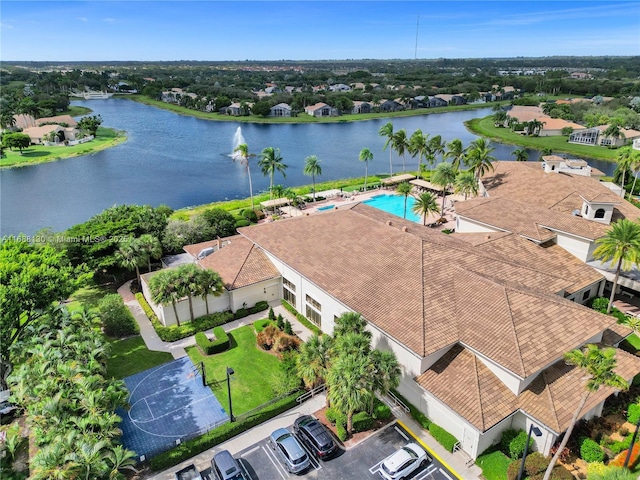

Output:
xmin=231 ymin=126 xmax=246 ymax=159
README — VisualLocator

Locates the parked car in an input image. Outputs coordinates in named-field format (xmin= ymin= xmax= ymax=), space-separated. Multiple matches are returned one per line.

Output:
xmin=268 ymin=427 xmax=310 ymax=474
xmin=293 ymin=415 xmax=338 ymax=460
xmin=211 ymin=450 xmax=247 ymax=480
xmin=379 ymin=442 xmax=430 ymax=480
xmin=174 ymin=464 xmax=202 ymax=480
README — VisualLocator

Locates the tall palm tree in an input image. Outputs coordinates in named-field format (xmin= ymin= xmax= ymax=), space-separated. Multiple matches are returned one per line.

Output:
xmin=297 ymin=333 xmax=334 ymax=390
xmin=454 ymin=170 xmax=479 ymax=200
xmin=149 ymin=269 xmax=182 ymax=326
xmin=137 ymin=234 xmax=162 ymax=272
xmin=359 ymin=148 xmax=374 ymax=191
xmin=327 ymin=353 xmax=370 ymax=434
xmin=412 ymin=191 xmax=439 ymax=226
xmin=378 ymin=122 xmax=394 ymax=175
xmin=334 ymin=312 xmax=369 ymax=338
xmin=392 ymin=129 xmax=409 ymax=172
xmin=615 ymin=147 xmax=638 ymax=199
xmin=603 ymin=123 xmax=625 ymax=148
xmin=409 ymin=129 xmax=429 ymax=174
xmin=179 ymin=263 xmax=201 ymax=322
xmin=444 ymin=138 xmax=466 ymax=172
xmin=527 ymin=119 xmax=545 ymax=136
xmin=197 ymin=269 xmax=224 ymax=316
xmin=627 ymin=151 xmax=640 ymax=198
xmin=396 ymin=182 xmax=413 ymax=219
xmin=466 ymin=138 xmax=496 ymax=180
xmin=542 ymin=345 xmax=628 ymax=480
xmin=233 ymin=143 xmax=256 ymax=210
xmin=512 ymin=148 xmax=529 ymax=162
xmin=259 ymin=146 xmax=287 ymax=201
xmin=431 ymin=162 xmax=456 ymax=217
xmin=428 ymin=135 xmax=447 ymax=170
xmin=593 ymin=219 xmax=640 ymax=314
xmin=303 ymin=155 xmax=322 ymax=201
xmin=115 ymin=237 xmax=146 ymax=285
xmin=368 ymin=349 xmax=401 ymax=414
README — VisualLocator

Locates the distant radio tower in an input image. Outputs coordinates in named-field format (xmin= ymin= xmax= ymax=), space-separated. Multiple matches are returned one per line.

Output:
xmin=414 ymin=15 xmax=420 ymax=59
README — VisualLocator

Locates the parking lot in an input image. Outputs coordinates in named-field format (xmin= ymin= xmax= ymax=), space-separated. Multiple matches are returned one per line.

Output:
xmin=198 ymin=421 xmax=458 ymax=480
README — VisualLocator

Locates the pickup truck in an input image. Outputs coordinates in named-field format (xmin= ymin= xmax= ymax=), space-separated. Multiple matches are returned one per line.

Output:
xmin=175 ymin=464 xmax=202 ymax=480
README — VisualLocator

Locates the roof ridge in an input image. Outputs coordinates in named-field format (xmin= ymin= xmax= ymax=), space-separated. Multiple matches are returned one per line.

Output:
xmin=421 ymin=240 xmax=427 ymax=358
xmin=471 ymin=353 xmax=485 ymax=429
xmin=230 ymin=243 xmax=256 ymax=288
xmin=504 ymin=289 xmax=527 ymax=377
xmin=541 ymin=369 xmax=561 ymax=432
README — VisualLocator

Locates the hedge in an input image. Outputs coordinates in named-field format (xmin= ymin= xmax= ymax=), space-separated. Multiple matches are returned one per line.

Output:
xmin=429 ymin=423 xmax=458 ymax=452
xmin=281 ymin=300 xmax=322 ymax=336
xmin=391 ymin=390 xmax=431 ymax=430
xmin=195 ymin=327 xmax=230 ymax=355
xmin=509 ymin=430 xmax=532 ymax=460
xmin=135 ymin=292 xmax=235 ymax=342
xmin=254 ymin=319 xmax=275 ymax=333
xmin=373 ymin=401 xmax=392 ymax=421
xmin=353 ymin=412 xmax=375 ymax=433
xmin=580 ymin=437 xmax=605 ymax=463
xmin=628 ymin=403 xmax=640 ymax=424
xmin=149 ymin=390 xmax=301 ymax=471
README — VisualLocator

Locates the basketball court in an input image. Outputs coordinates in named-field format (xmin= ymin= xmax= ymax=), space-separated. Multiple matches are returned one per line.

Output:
xmin=117 ymin=356 xmax=228 ymax=459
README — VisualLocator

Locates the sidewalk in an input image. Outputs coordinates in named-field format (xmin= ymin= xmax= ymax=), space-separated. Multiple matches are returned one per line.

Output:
xmin=118 ymin=281 xmax=312 ymax=359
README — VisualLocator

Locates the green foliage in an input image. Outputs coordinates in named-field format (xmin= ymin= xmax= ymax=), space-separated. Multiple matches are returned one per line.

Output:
xmin=234 ymin=308 xmax=249 ymax=319
xmin=1 ymin=132 xmax=31 ymax=152
xmin=508 ymin=430 xmax=532 ymax=459
xmin=148 ymin=391 xmax=301 ymax=471
xmin=284 ymin=320 xmax=293 ymax=335
xmin=241 ymin=209 xmax=258 ymax=223
xmin=335 ymin=423 xmax=348 ymax=442
xmin=391 ymin=389 xmax=432 ymax=429
xmin=429 ymin=423 xmax=458 ymax=452
xmin=254 ymin=319 xmax=275 ymax=333
xmin=77 ymin=114 xmax=103 ymax=135
xmin=500 ymin=429 xmax=520 ymax=456
xmin=98 ymin=293 xmax=139 ymax=337
xmin=325 ymin=407 xmax=346 ymax=427
xmin=195 ymin=327 xmax=229 ymax=355
xmin=276 ymin=313 xmax=285 ymax=330
xmin=373 ymin=401 xmax=392 ymax=420
xmin=235 ymin=219 xmax=251 ymax=228
xmin=610 ymin=433 xmax=633 ymax=454
xmin=251 ymin=301 xmax=269 ymax=313
xmin=281 ymin=300 xmax=322 ymax=335
xmin=580 ymin=437 xmax=606 ymax=462
xmin=476 ymin=448 xmax=512 ymax=480
xmin=592 ymin=296 xmax=612 ymax=312
xmin=352 ymin=411 xmax=375 ymax=432
xmin=627 ymin=403 xmax=640 ymax=424
xmin=268 ymin=307 xmax=275 ymax=321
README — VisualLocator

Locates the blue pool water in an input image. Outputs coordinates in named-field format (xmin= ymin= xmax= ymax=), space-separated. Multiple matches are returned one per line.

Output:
xmin=317 ymin=204 xmax=336 ymax=211
xmin=363 ymin=194 xmax=422 ymax=223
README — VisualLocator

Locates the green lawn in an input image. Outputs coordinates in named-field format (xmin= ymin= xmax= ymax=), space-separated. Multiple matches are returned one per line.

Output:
xmin=476 ymin=449 xmax=512 ymax=480
xmin=187 ymin=325 xmax=282 ymax=415
xmin=66 ymin=281 xmax=118 ymax=313
xmin=106 ymin=336 xmax=173 ymax=379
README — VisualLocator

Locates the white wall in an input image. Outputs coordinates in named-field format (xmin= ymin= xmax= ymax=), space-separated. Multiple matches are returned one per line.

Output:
xmin=159 ymin=291 xmax=231 ymax=327
xmin=456 ymin=216 xmax=503 ymax=234
xmin=229 ymin=279 xmax=280 ymax=312
xmin=554 ymin=231 xmax=594 ymax=262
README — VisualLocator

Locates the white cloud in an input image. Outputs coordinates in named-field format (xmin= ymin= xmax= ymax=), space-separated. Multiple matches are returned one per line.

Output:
xmin=102 ymin=17 xmax=116 ymax=23
xmin=77 ymin=17 xmax=88 ymax=22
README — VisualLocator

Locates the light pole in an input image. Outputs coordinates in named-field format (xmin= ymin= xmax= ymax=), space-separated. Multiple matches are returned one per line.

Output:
xmin=226 ymin=367 xmax=235 ymax=423
xmin=517 ymin=424 xmax=542 ymax=480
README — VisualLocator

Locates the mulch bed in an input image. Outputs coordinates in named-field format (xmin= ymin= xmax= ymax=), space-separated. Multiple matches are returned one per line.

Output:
xmin=314 ymin=405 xmax=394 ymax=448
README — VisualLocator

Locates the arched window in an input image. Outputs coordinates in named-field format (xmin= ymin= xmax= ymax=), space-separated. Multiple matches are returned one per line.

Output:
xmin=595 ymin=208 xmax=606 ymax=219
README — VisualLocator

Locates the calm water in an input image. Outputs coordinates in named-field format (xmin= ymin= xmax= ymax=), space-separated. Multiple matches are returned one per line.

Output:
xmin=0 ymin=99 xmax=615 ymax=235
xmin=363 ymin=194 xmax=420 ymax=223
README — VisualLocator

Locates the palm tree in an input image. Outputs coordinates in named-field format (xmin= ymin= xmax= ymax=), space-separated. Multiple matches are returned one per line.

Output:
xmin=409 ymin=129 xmax=429 ymax=174
xmin=327 ymin=353 xmax=370 ymax=434
xmin=628 ymin=151 xmax=640 ymax=198
xmin=454 ymin=170 xmax=479 ymax=200
xmin=378 ymin=122 xmax=394 ymax=175
xmin=259 ymin=146 xmax=287 ymax=201
xmin=179 ymin=263 xmax=201 ymax=322
xmin=428 ymin=135 xmax=446 ymax=170
xmin=233 ymin=143 xmax=256 ymax=210
xmin=297 ymin=334 xmax=334 ymax=390
xmin=512 ymin=148 xmax=529 ymax=162
xmin=271 ymin=184 xmax=286 ymax=201
xmin=396 ymin=182 xmax=413 ymax=219
xmin=115 ymin=237 xmax=146 ymax=285
xmin=392 ymin=129 xmax=409 ymax=172
xmin=593 ymin=219 xmax=640 ymax=314
xmin=303 ymin=155 xmax=322 ymax=201
xmin=359 ymin=148 xmax=374 ymax=191
xmin=466 ymin=138 xmax=496 ymax=180
xmin=542 ymin=345 xmax=628 ymax=480
xmin=527 ymin=119 xmax=545 ymax=136
xmin=197 ymin=269 xmax=224 ymax=316
xmin=334 ymin=312 xmax=369 ymax=338
xmin=431 ymin=162 xmax=456 ymax=217
xmin=603 ymin=123 xmax=625 ymax=148
xmin=137 ymin=234 xmax=162 ymax=272
xmin=615 ymin=147 xmax=639 ymax=198
xmin=149 ymin=269 xmax=182 ymax=326
xmin=412 ymin=191 xmax=439 ymax=226
xmin=493 ymin=110 xmax=508 ymax=126
xmin=368 ymin=349 xmax=401 ymax=414
xmin=444 ymin=138 xmax=466 ymax=172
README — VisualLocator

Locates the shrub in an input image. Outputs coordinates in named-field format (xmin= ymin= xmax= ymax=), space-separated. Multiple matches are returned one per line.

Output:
xmin=98 ymin=294 xmax=138 ymax=337
xmin=254 ymin=319 xmax=274 ymax=333
xmin=509 ymin=430 xmax=532 ymax=460
xmin=235 ymin=219 xmax=251 ymax=228
xmin=373 ymin=402 xmax=392 ymax=421
xmin=590 ymin=297 xmax=610 ymax=312
xmin=390 ymin=389 xmax=431 ymax=429
xmin=256 ymin=325 xmax=280 ymax=350
xmin=234 ymin=308 xmax=249 ymax=319
xmin=627 ymin=403 xmax=640 ymax=424
xmin=610 ymin=442 xmax=640 ymax=468
xmin=194 ymin=328 xmax=229 ymax=355
xmin=251 ymin=301 xmax=269 ymax=314
xmin=281 ymin=300 xmax=322 ymax=335
xmin=580 ymin=437 xmax=606 ymax=462
xmin=524 ymin=452 xmax=548 ymax=477
xmin=352 ymin=412 xmax=375 ymax=432
xmin=284 ymin=320 xmax=293 ymax=335
xmin=268 ymin=307 xmax=275 ymax=321
xmin=428 ymin=423 xmax=458 ymax=452
xmin=610 ymin=434 xmax=633 ymax=454
xmin=500 ymin=429 xmax=519 ymax=456
xmin=241 ymin=209 xmax=258 ymax=223
xmin=276 ymin=314 xmax=285 ymax=330
xmin=335 ymin=423 xmax=348 ymax=442
xmin=273 ymin=333 xmax=300 ymax=354
xmin=325 ymin=408 xmax=346 ymax=427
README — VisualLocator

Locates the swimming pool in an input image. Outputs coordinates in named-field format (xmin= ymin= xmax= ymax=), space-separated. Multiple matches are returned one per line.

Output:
xmin=317 ymin=204 xmax=336 ymax=211
xmin=362 ymin=194 xmax=421 ymax=223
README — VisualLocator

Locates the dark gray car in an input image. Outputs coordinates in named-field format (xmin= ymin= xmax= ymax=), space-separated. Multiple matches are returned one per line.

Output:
xmin=211 ymin=450 xmax=246 ymax=480
xmin=293 ymin=415 xmax=338 ymax=460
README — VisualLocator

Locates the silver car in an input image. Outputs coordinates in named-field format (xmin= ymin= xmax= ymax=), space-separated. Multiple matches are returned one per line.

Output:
xmin=268 ymin=427 xmax=310 ymax=474
xmin=211 ymin=450 xmax=247 ymax=480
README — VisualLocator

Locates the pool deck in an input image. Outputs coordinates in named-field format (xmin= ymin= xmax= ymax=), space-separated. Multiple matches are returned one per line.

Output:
xmin=263 ymin=187 xmax=462 ymax=231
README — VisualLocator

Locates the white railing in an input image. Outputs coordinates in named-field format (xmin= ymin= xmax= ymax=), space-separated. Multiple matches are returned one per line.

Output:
xmin=296 ymin=384 xmax=326 ymax=403
xmin=453 ymin=442 xmax=475 ymax=467
xmin=386 ymin=391 xmax=410 ymax=414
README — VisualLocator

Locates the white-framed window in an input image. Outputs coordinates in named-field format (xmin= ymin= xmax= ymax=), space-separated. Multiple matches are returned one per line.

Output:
xmin=283 ymin=278 xmax=296 ymax=305
xmin=305 ymin=294 xmax=322 ymax=326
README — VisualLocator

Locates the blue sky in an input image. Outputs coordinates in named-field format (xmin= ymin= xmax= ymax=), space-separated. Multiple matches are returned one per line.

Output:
xmin=2 ymin=1 xmax=639 ymax=61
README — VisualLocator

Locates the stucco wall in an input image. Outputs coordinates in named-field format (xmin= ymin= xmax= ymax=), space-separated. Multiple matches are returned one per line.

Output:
xmin=555 ymin=232 xmax=593 ymax=262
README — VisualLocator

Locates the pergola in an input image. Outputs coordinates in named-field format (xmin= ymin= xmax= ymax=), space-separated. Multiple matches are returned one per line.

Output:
xmin=381 ymin=174 xmax=416 ymax=186
xmin=260 ymin=198 xmax=290 ymax=210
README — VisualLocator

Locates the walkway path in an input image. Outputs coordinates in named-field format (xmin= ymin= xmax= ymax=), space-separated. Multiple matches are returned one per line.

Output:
xmin=117 ymin=281 xmax=313 ymax=359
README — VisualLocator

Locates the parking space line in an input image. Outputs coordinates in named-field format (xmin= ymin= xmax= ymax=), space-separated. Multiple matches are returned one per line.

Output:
xmin=293 ymin=434 xmax=322 ymax=471
xmin=394 ymin=425 xmax=409 ymax=441
xmin=414 ymin=464 xmax=438 ymax=480
xmin=368 ymin=459 xmax=384 ymax=474
xmin=439 ymin=468 xmax=454 ymax=480
xmin=261 ymin=444 xmax=288 ymax=480
xmin=241 ymin=445 xmax=260 ymax=456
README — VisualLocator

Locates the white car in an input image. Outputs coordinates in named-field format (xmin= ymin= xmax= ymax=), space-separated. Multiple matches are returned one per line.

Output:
xmin=379 ymin=442 xmax=430 ymax=480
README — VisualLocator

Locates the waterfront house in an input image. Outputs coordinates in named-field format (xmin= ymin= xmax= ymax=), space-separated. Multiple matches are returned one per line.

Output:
xmin=351 ymin=101 xmax=372 ymax=114
xmin=269 ymin=103 xmax=292 ymax=117
xmin=304 ymin=103 xmax=336 ymax=117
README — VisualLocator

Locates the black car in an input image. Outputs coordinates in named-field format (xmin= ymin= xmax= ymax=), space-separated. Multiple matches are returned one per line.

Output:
xmin=293 ymin=415 xmax=338 ymax=460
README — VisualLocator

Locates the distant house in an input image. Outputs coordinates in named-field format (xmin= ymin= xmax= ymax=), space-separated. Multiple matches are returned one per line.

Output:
xmin=224 ymin=102 xmax=252 ymax=116
xmin=534 ymin=118 xmax=585 ymax=137
xmin=351 ymin=101 xmax=372 ymax=114
xmin=23 ymin=124 xmax=79 ymax=145
xmin=329 ymin=83 xmax=351 ymax=92
xmin=304 ymin=102 xmax=336 ymax=117
xmin=569 ymin=125 xmax=640 ymax=148
xmin=427 ymin=96 xmax=448 ymax=108
xmin=269 ymin=103 xmax=292 ymax=117
xmin=36 ymin=115 xmax=78 ymax=127
xmin=375 ymin=99 xmax=403 ymax=112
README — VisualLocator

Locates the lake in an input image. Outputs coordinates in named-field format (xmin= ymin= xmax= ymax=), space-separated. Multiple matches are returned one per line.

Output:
xmin=0 ymin=99 xmax=615 ymax=235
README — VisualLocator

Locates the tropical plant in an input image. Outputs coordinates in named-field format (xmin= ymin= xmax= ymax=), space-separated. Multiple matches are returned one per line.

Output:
xmin=431 ymin=162 xmax=456 ymax=216
xmin=428 ymin=135 xmax=446 ymax=170
xmin=327 ymin=353 xmax=370 ymax=434
xmin=196 ymin=269 xmax=224 ymax=316
xmin=392 ymin=129 xmax=409 ymax=172
xmin=512 ymin=148 xmax=529 ymax=162
xmin=303 ymin=155 xmax=322 ymax=201
xmin=603 ymin=123 xmax=625 ymax=148
xmin=297 ymin=333 xmax=333 ymax=389
xmin=412 ymin=191 xmax=439 ymax=225
xmin=368 ymin=349 xmax=400 ymax=414
xmin=454 ymin=170 xmax=479 ymax=200
xmin=466 ymin=138 xmax=496 ymax=180
xmin=233 ymin=143 xmax=256 ymax=210
xmin=444 ymin=138 xmax=466 ymax=172
xmin=137 ymin=234 xmax=162 ymax=272
xmin=333 ymin=312 xmax=369 ymax=338
xmin=542 ymin=345 xmax=628 ymax=480
xmin=593 ymin=219 xmax=640 ymax=314
xmin=526 ymin=119 xmax=545 ymax=136
xmin=409 ymin=129 xmax=429 ymax=174
xmin=149 ymin=268 xmax=182 ymax=325
xmin=359 ymin=148 xmax=374 ymax=191
xmin=396 ymin=182 xmax=413 ymax=219
xmin=493 ymin=110 xmax=508 ymax=126
xmin=259 ymin=146 xmax=287 ymax=201
xmin=379 ymin=122 xmax=395 ymax=175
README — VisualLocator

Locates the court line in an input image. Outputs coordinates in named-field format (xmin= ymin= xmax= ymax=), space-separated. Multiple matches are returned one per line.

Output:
xmin=126 ymin=358 xmax=192 ymax=401
xmin=144 ymin=398 xmax=154 ymax=420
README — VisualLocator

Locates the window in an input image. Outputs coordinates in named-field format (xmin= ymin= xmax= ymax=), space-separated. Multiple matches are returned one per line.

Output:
xmin=584 ymin=205 xmax=589 ymax=215
xmin=283 ymin=278 xmax=296 ymax=291
xmin=306 ymin=294 xmax=321 ymax=310
xmin=582 ymin=290 xmax=590 ymax=301
xmin=283 ymin=277 xmax=296 ymax=304
xmin=305 ymin=294 xmax=322 ymax=326
xmin=595 ymin=208 xmax=605 ymax=219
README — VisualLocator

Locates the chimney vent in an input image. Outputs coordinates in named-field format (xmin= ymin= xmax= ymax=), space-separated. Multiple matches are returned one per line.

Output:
xmin=402 ymin=226 xmax=408 ymax=232
xmin=387 ymin=220 xmax=393 ymax=226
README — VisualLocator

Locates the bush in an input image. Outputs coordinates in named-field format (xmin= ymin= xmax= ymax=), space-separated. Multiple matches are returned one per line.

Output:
xmin=628 ymin=403 xmax=640 ymax=425
xmin=325 ymin=408 xmax=346 ymax=427
xmin=98 ymin=294 xmax=138 ymax=337
xmin=352 ymin=412 xmax=375 ymax=432
xmin=580 ymin=437 xmax=606 ymax=462
xmin=284 ymin=320 xmax=293 ymax=335
xmin=610 ymin=442 xmax=640 ymax=469
xmin=268 ymin=307 xmax=275 ymax=321
xmin=251 ymin=301 xmax=269 ymax=314
xmin=500 ymin=429 xmax=519 ymax=456
xmin=524 ymin=452 xmax=548 ymax=477
xmin=273 ymin=333 xmax=300 ymax=354
xmin=509 ymin=430 xmax=532 ymax=460
xmin=256 ymin=325 xmax=280 ymax=350
xmin=590 ymin=297 xmax=610 ymax=312
xmin=235 ymin=219 xmax=251 ymax=228
xmin=281 ymin=300 xmax=322 ymax=335
xmin=254 ymin=319 xmax=274 ymax=333
xmin=241 ymin=209 xmax=259 ymax=223
xmin=234 ymin=308 xmax=249 ymax=319
xmin=194 ymin=327 xmax=229 ymax=355
xmin=276 ymin=314 xmax=285 ymax=330
xmin=428 ymin=423 xmax=458 ymax=452
xmin=336 ymin=423 xmax=348 ymax=442
xmin=373 ymin=401 xmax=392 ymax=421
